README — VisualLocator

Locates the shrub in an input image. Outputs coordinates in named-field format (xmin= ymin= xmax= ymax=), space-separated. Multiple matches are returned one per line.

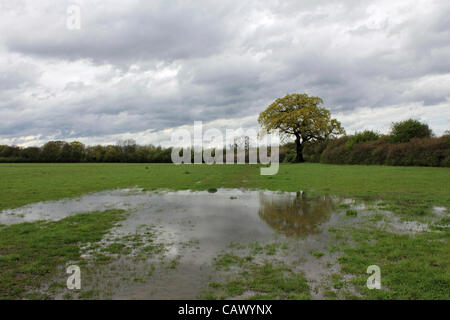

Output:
xmin=303 ymin=140 xmax=328 ymax=162
xmin=283 ymin=153 xmax=297 ymax=163
xmin=304 ymin=134 xmax=449 ymax=167
xmin=348 ymin=141 xmax=380 ymax=165
xmin=389 ymin=119 xmax=433 ymax=143
xmin=319 ymin=137 xmax=349 ymax=164
xmin=442 ymin=156 xmax=450 ymax=167
xmin=385 ymin=137 xmax=449 ymax=167
xmin=345 ymin=130 xmax=380 ymax=150
xmin=368 ymin=137 xmax=390 ymax=164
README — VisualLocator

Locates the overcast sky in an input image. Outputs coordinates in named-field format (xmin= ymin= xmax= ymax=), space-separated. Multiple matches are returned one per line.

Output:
xmin=1 ymin=0 xmax=449 ymax=146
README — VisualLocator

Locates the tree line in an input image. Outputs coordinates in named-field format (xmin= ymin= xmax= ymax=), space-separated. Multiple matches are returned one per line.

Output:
xmin=1 ymin=119 xmax=448 ymax=167
xmin=0 ymin=139 xmax=268 ymax=164
xmin=0 ymin=140 xmax=173 ymax=163
xmin=1 ymin=90 xmax=448 ymax=167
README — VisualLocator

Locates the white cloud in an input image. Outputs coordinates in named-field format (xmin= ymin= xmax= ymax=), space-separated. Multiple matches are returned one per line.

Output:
xmin=0 ymin=0 xmax=449 ymax=146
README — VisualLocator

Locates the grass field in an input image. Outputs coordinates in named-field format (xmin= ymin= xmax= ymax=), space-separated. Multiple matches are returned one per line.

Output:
xmin=1 ymin=163 xmax=449 ymax=213
xmin=0 ymin=163 xmax=449 ymax=300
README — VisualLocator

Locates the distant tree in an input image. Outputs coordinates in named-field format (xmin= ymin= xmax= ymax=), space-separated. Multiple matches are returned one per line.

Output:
xmin=136 ymin=146 xmax=151 ymax=162
xmin=152 ymin=146 xmax=164 ymax=163
xmin=390 ymin=119 xmax=433 ymax=143
xmin=41 ymin=141 xmax=65 ymax=162
xmin=258 ymin=93 xmax=345 ymax=162
xmin=103 ymin=145 xmax=121 ymax=162
xmin=117 ymin=139 xmax=137 ymax=162
xmin=233 ymin=136 xmax=251 ymax=151
xmin=0 ymin=145 xmax=7 ymax=157
xmin=60 ymin=142 xmax=73 ymax=162
xmin=20 ymin=147 xmax=41 ymax=162
xmin=0 ymin=145 xmax=21 ymax=158
xmin=70 ymin=141 xmax=85 ymax=162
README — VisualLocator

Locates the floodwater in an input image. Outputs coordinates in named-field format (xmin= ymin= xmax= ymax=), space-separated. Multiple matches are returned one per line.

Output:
xmin=0 ymin=189 xmax=336 ymax=235
xmin=0 ymin=188 xmax=434 ymax=299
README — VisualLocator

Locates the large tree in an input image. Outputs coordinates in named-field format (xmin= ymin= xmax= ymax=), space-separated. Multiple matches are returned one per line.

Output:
xmin=258 ymin=93 xmax=345 ymax=162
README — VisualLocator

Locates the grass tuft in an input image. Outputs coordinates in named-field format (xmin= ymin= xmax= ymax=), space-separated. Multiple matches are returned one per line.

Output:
xmin=0 ymin=209 xmax=126 ymax=299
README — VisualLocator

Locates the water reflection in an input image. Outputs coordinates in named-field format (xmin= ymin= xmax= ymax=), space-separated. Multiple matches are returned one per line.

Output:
xmin=258 ymin=192 xmax=335 ymax=237
xmin=0 ymin=188 xmax=337 ymax=239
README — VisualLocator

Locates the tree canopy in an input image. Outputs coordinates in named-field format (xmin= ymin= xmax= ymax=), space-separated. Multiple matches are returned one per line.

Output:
xmin=390 ymin=119 xmax=433 ymax=143
xmin=258 ymin=93 xmax=344 ymax=162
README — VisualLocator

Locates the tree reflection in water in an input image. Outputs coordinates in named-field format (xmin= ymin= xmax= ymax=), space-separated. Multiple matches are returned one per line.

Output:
xmin=258 ymin=191 xmax=335 ymax=237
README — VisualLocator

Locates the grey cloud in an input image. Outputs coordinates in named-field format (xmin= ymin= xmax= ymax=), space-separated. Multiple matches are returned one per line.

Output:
xmin=0 ymin=0 xmax=449 ymax=143
xmin=4 ymin=1 xmax=233 ymax=65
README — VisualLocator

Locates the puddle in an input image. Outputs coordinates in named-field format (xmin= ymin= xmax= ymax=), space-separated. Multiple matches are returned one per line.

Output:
xmin=0 ymin=189 xmax=338 ymax=239
xmin=0 ymin=188 xmax=150 ymax=225
xmin=0 ymin=188 xmax=437 ymax=299
xmin=433 ymin=206 xmax=448 ymax=216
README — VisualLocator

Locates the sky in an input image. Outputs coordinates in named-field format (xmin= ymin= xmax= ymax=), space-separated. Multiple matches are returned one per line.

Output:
xmin=0 ymin=0 xmax=449 ymax=147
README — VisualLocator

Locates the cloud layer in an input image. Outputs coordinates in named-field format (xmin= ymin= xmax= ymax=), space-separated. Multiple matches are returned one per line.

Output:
xmin=1 ymin=0 xmax=449 ymax=146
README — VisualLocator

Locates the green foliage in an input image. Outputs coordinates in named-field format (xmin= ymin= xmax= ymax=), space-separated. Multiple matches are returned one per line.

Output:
xmin=258 ymin=93 xmax=344 ymax=162
xmin=303 ymin=140 xmax=328 ymax=162
xmin=304 ymin=135 xmax=449 ymax=167
xmin=390 ymin=119 xmax=433 ymax=143
xmin=279 ymin=142 xmax=297 ymax=163
xmin=345 ymin=130 xmax=380 ymax=150
xmin=283 ymin=153 xmax=297 ymax=163
xmin=0 ymin=141 xmax=172 ymax=164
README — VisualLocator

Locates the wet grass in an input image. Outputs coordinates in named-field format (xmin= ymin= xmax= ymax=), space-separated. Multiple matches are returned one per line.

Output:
xmin=206 ymin=248 xmax=310 ymax=300
xmin=337 ymin=226 xmax=450 ymax=300
xmin=310 ymin=250 xmax=325 ymax=258
xmin=0 ymin=163 xmax=448 ymax=219
xmin=0 ymin=163 xmax=249 ymax=211
xmin=207 ymin=262 xmax=310 ymax=300
xmin=345 ymin=209 xmax=358 ymax=217
xmin=0 ymin=209 xmax=126 ymax=299
xmin=250 ymin=164 xmax=450 ymax=220
xmin=204 ymin=240 xmax=311 ymax=300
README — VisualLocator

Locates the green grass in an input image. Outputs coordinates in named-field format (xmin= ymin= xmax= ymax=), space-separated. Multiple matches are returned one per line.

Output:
xmin=0 ymin=163 xmax=249 ymax=211
xmin=207 ymin=243 xmax=311 ymax=300
xmin=0 ymin=163 xmax=448 ymax=215
xmin=250 ymin=164 xmax=450 ymax=218
xmin=0 ymin=209 xmax=126 ymax=299
xmin=310 ymin=250 xmax=325 ymax=258
xmin=338 ymin=227 xmax=450 ymax=300
xmin=215 ymin=252 xmax=247 ymax=271
xmin=345 ymin=209 xmax=358 ymax=217
xmin=206 ymin=259 xmax=310 ymax=300
xmin=0 ymin=163 xmax=449 ymax=300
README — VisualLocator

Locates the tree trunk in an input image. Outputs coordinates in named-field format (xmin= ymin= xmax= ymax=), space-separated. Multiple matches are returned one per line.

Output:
xmin=295 ymin=137 xmax=304 ymax=163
